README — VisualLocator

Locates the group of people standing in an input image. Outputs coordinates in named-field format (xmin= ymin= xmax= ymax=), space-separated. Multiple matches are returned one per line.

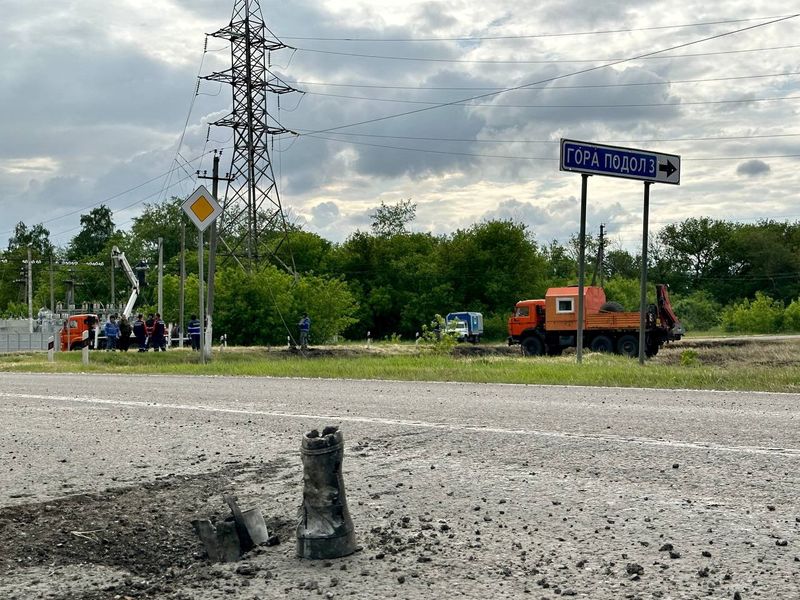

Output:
xmin=103 ymin=315 xmax=131 ymax=351
xmin=104 ymin=313 xmax=168 ymax=352
xmin=104 ymin=312 xmax=308 ymax=351
xmin=132 ymin=313 xmax=168 ymax=352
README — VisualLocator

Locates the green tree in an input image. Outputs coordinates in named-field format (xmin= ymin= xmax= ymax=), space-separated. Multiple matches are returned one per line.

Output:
xmin=721 ymin=292 xmax=784 ymax=333
xmin=128 ymin=197 xmax=195 ymax=267
xmin=210 ymin=266 xmax=358 ymax=345
xmin=541 ymin=240 xmax=575 ymax=283
xmin=370 ymin=199 xmax=416 ymax=237
xmin=438 ymin=220 xmax=548 ymax=315
xmin=671 ymin=290 xmax=722 ymax=331
xmin=604 ymin=248 xmax=638 ymax=279
xmin=7 ymin=222 xmax=54 ymax=257
xmin=783 ymin=298 xmax=800 ymax=332
xmin=328 ymin=230 xmax=442 ymax=338
xmin=724 ymin=221 xmax=800 ymax=304
xmin=657 ymin=217 xmax=737 ymax=296
xmin=264 ymin=229 xmax=333 ymax=275
xmin=68 ymin=205 xmax=117 ymax=260
xmin=2 ymin=223 xmax=55 ymax=314
xmin=602 ymin=277 xmax=643 ymax=311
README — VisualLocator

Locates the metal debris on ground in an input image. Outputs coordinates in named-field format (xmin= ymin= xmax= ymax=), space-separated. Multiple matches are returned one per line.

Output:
xmin=296 ymin=426 xmax=357 ymax=560
xmin=191 ymin=495 xmax=272 ymax=562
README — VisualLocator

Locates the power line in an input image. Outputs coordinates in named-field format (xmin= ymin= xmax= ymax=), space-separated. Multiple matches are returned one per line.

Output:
xmin=157 ymin=36 xmax=211 ymax=204
xmin=277 ymin=14 xmax=795 ymax=42
xmin=0 ymin=149 xmax=215 ymax=237
xmin=302 ymin=90 xmax=800 ymax=109
xmin=302 ymin=133 xmax=800 ymax=163
xmin=46 ymin=172 xmax=199 ymax=243
xmin=286 ymin=69 xmax=800 ymax=92
xmin=301 ymin=14 xmax=800 ymax=136
xmin=296 ymin=130 xmax=800 ymax=145
xmin=295 ymin=42 xmax=800 ymax=65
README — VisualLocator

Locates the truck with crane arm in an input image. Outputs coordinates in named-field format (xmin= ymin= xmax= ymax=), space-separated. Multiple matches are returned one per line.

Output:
xmin=59 ymin=247 xmax=142 ymax=351
xmin=507 ymin=284 xmax=683 ymax=358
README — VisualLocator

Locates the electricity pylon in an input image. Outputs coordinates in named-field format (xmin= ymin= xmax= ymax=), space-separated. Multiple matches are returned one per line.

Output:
xmin=204 ymin=0 xmax=299 ymax=271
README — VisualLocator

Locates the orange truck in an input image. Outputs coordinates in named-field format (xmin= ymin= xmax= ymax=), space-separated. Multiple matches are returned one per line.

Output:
xmin=507 ymin=284 xmax=683 ymax=358
xmin=60 ymin=314 xmax=100 ymax=351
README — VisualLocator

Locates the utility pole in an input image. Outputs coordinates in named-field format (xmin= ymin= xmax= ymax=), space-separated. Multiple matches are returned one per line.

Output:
xmin=591 ymin=224 xmax=605 ymax=287
xmin=49 ymin=256 xmax=54 ymax=313
xmin=197 ymin=150 xmax=233 ymax=354
xmin=203 ymin=0 xmax=299 ymax=272
xmin=27 ymin=246 xmax=33 ymax=334
xmin=198 ymin=227 xmax=205 ymax=365
xmin=179 ymin=223 xmax=185 ymax=348
xmin=157 ymin=237 xmax=164 ymax=317
xmin=110 ymin=248 xmax=115 ymax=312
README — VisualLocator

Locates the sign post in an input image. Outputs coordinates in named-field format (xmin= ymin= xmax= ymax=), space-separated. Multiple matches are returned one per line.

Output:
xmin=81 ymin=330 xmax=89 ymax=366
xmin=182 ymin=185 xmax=222 ymax=364
xmin=560 ymin=139 xmax=680 ymax=185
xmin=560 ymin=139 xmax=680 ymax=364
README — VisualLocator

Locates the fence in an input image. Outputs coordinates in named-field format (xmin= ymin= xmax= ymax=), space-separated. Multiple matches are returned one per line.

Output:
xmin=0 ymin=319 xmax=61 ymax=353
xmin=0 ymin=330 xmax=58 ymax=353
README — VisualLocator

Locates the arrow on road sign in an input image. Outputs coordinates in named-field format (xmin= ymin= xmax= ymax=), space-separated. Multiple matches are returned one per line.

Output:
xmin=659 ymin=160 xmax=677 ymax=178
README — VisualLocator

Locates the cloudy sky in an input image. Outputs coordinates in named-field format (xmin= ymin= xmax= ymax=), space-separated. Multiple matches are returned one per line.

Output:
xmin=2 ymin=0 xmax=800 ymax=254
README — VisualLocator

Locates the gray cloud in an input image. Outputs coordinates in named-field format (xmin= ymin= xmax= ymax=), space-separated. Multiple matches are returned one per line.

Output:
xmin=3 ymin=0 xmax=800 ymax=251
xmin=736 ymin=159 xmax=770 ymax=177
xmin=480 ymin=196 xmax=629 ymax=244
xmin=310 ymin=201 xmax=340 ymax=225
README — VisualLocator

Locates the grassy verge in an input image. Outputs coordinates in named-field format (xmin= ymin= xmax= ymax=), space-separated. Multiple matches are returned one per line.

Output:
xmin=1 ymin=344 xmax=799 ymax=392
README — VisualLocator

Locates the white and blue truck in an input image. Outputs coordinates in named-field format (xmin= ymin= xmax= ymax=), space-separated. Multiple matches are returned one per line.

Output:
xmin=445 ymin=312 xmax=484 ymax=343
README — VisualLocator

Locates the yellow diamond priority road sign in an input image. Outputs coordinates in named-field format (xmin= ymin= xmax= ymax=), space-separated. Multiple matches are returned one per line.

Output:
xmin=182 ymin=185 xmax=221 ymax=231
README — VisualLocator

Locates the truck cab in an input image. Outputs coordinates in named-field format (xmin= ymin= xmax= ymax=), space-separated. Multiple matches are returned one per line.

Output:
xmin=507 ymin=300 xmax=547 ymax=354
xmin=60 ymin=314 xmax=99 ymax=351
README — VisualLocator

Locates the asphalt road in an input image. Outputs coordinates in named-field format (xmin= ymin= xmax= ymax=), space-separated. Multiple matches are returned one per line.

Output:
xmin=1 ymin=372 xmax=798 ymax=598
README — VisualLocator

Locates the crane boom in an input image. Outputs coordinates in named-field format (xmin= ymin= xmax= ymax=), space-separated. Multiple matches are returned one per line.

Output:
xmin=112 ymin=246 xmax=140 ymax=318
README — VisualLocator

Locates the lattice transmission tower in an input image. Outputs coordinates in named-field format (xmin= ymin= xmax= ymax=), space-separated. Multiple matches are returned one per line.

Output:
xmin=204 ymin=0 xmax=298 ymax=270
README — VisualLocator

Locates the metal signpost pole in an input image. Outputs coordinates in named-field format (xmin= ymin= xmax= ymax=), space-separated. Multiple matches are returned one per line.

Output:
xmin=639 ymin=182 xmax=652 ymax=365
xmin=183 ymin=185 xmax=222 ymax=365
xmin=179 ymin=223 xmax=185 ymax=349
xmin=576 ymin=174 xmax=589 ymax=364
xmin=198 ymin=229 xmax=205 ymax=366
xmin=560 ymin=139 xmax=679 ymax=365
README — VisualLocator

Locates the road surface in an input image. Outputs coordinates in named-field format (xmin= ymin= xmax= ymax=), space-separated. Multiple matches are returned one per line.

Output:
xmin=1 ymin=373 xmax=798 ymax=599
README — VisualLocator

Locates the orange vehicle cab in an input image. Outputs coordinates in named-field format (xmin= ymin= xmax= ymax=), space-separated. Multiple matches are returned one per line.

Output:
xmin=60 ymin=314 xmax=99 ymax=351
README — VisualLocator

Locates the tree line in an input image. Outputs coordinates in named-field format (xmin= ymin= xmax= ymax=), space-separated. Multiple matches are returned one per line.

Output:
xmin=3 ymin=199 xmax=800 ymax=343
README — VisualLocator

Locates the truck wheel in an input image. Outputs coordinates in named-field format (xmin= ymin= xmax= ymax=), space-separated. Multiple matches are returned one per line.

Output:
xmin=522 ymin=337 xmax=544 ymax=356
xmin=590 ymin=335 xmax=614 ymax=353
xmin=616 ymin=335 xmax=639 ymax=357
xmin=645 ymin=343 xmax=660 ymax=358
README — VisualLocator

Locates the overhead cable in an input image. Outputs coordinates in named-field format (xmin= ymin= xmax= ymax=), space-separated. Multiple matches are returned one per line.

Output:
xmin=294 ymin=42 xmax=800 ymax=65
xmin=286 ymin=70 xmax=800 ymax=92
xmin=277 ymin=14 xmax=795 ymax=42
xmin=300 ymin=13 xmax=800 ymax=135
xmin=303 ymin=90 xmax=800 ymax=109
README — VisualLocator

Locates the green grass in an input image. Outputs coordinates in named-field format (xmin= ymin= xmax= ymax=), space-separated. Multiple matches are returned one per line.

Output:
xmin=1 ymin=345 xmax=799 ymax=393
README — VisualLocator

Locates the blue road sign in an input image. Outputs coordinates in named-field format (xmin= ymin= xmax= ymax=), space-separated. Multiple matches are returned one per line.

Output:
xmin=560 ymin=139 xmax=680 ymax=185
